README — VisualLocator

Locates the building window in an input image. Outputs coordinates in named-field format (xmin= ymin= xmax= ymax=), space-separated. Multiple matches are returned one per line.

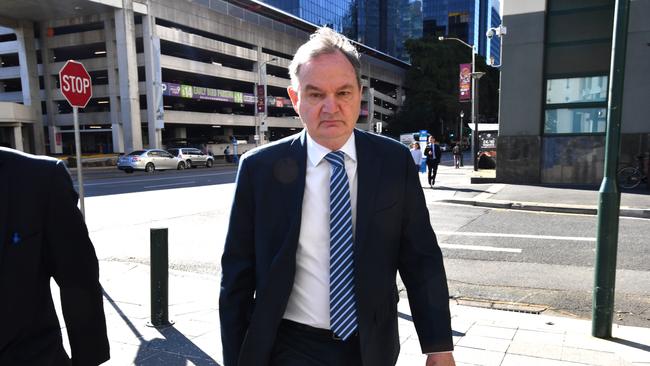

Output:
xmin=544 ymin=76 xmax=608 ymax=134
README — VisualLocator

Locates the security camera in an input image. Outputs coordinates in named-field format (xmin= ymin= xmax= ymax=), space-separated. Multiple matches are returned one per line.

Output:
xmin=486 ymin=28 xmax=496 ymax=39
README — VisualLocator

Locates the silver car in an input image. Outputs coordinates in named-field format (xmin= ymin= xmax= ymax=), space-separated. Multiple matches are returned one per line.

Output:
xmin=117 ymin=149 xmax=184 ymax=173
xmin=167 ymin=147 xmax=214 ymax=168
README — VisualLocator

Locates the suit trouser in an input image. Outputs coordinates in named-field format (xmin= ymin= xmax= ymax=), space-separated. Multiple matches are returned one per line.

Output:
xmin=427 ymin=160 xmax=439 ymax=185
xmin=270 ymin=320 xmax=362 ymax=366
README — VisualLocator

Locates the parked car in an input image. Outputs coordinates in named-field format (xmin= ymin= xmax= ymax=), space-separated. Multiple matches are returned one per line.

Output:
xmin=117 ymin=149 xmax=184 ymax=173
xmin=167 ymin=147 xmax=214 ymax=168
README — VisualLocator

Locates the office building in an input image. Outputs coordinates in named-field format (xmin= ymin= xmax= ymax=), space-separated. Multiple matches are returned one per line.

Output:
xmin=0 ymin=0 xmax=406 ymax=155
xmin=497 ymin=0 xmax=650 ymax=185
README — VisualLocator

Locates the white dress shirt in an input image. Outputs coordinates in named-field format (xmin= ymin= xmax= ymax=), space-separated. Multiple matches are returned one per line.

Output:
xmin=283 ymin=132 xmax=358 ymax=330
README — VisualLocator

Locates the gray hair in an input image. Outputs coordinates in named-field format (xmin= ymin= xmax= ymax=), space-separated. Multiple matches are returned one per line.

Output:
xmin=289 ymin=27 xmax=361 ymax=89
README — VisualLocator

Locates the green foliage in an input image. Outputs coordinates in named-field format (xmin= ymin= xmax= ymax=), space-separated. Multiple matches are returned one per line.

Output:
xmin=388 ymin=37 xmax=500 ymax=141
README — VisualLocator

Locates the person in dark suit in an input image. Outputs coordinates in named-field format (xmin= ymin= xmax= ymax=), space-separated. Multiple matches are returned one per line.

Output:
xmin=0 ymin=147 xmax=110 ymax=366
xmin=424 ymin=136 xmax=442 ymax=187
xmin=220 ymin=27 xmax=454 ymax=366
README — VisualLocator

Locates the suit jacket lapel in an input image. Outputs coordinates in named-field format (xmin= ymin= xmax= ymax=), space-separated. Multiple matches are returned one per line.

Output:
xmin=353 ymin=129 xmax=380 ymax=259
xmin=0 ymin=156 xmax=8 ymax=264
xmin=284 ymin=131 xmax=307 ymax=248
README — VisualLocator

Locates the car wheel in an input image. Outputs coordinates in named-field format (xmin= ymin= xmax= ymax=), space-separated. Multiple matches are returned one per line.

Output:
xmin=206 ymin=159 xmax=213 ymax=168
xmin=145 ymin=163 xmax=155 ymax=173
xmin=177 ymin=161 xmax=185 ymax=170
xmin=186 ymin=159 xmax=193 ymax=169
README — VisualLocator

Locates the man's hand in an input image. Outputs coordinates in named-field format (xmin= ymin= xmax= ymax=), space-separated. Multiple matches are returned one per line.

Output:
xmin=425 ymin=353 xmax=455 ymax=366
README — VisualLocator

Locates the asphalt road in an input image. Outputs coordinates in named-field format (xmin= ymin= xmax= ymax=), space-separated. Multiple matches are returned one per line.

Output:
xmin=78 ymin=155 xmax=650 ymax=328
xmin=70 ymin=165 xmax=238 ymax=196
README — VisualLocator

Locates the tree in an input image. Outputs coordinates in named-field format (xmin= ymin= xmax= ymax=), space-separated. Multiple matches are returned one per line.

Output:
xmin=388 ymin=37 xmax=500 ymax=141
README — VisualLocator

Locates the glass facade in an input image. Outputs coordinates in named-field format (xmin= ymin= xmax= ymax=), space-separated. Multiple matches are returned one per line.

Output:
xmin=422 ymin=0 xmax=501 ymax=61
xmin=263 ymin=0 xmax=419 ymax=60
xmin=544 ymin=76 xmax=608 ymax=134
xmin=264 ymin=0 xmax=355 ymax=33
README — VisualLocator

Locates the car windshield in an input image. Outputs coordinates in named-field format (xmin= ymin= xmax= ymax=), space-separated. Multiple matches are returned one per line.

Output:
xmin=168 ymin=149 xmax=179 ymax=156
xmin=128 ymin=150 xmax=146 ymax=156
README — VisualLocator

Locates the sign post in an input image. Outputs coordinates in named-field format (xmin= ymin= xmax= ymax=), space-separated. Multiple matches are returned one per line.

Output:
xmin=59 ymin=60 xmax=92 ymax=217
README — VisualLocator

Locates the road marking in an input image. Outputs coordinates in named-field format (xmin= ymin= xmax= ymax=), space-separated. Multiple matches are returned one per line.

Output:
xmin=437 ymin=231 xmax=596 ymax=242
xmin=144 ymin=181 xmax=196 ymax=189
xmin=77 ymin=171 xmax=235 ymax=187
xmin=439 ymin=243 xmax=522 ymax=253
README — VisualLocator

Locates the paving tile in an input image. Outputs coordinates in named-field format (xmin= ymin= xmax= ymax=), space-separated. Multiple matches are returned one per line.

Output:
xmin=560 ymin=346 xmax=630 ymax=366
xmin=453 ymin=345 xmax=505 ymax=366
xmin=513 ymin=329 xmax=565 ymax=346
xmin=501 ymin=354 xmax=590 ymax=366
xmin=465 ymin=324 xmax=517 ymax=340
xmin=507 ymin=342 xmax=564 ymax=360
xmin=457 ymin=335 xmax=511 ymax=353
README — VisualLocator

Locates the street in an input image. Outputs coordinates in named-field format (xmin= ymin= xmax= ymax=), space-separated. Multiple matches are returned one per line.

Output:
xmin=78 ymin=156 xmax=650 ymax=329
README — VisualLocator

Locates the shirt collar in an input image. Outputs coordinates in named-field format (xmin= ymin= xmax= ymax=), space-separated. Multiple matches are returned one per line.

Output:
xmin=306 ymin=131 xmax=357 ymax=167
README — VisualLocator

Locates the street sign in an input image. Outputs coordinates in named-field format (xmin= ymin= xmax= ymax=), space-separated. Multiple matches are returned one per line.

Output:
xmin=59 ymin=60 xmax=92 ymax=108
xmin=58 ymin=60 xmax=92 ymax=217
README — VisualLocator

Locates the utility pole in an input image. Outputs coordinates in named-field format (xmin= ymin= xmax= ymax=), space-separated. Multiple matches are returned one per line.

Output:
xmin=592 ymin=0 xmax=630 ymax=339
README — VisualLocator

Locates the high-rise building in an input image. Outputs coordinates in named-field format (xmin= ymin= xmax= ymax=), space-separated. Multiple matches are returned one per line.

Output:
xmin=262 ymin=0 xmax=419 ymax=60
xmin=422 ymin=0 xmax=501 ymax=62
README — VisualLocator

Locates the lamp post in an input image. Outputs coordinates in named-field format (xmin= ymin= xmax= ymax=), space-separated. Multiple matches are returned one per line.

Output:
xmin=459 ymin=110 xmax=464 ymax=167
xmin=257 ymin=57 xmax=277 ymax=146
xmin=439 ymin=36 xmax=479 ymax=170
xmin=472 ymin=72 xmax=485 ymax=170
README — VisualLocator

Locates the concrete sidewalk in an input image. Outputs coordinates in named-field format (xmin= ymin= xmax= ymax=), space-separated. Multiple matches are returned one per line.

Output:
xmin=54 ymin=261 xmax=650 ymax=366
xmin=425 ymin=165 xmax=650 ymax=219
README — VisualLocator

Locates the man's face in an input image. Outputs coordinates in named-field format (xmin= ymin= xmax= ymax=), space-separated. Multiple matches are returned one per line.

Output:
xmin=287 ymin=51 xmax=362 ymax=150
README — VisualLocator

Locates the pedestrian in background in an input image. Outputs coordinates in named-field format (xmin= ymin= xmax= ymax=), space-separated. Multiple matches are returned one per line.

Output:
xmin=0 ymin=147 xmax=110 ymax=366
xmin=452 ymin=143 xmax=461 ymax=169
xmin=424 ymin=136 xmax=441 ymax=187
xmin=220 ymin=27 xmax=454 ymax=366
xmin=224 ymin=145 xmax=231 ymax=163
xmin=410 ymin=142 xmax=422 ymax=172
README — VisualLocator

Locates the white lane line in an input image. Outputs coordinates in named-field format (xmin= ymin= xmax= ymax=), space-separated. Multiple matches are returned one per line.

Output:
xmin=79 ymin=171 xmax=235 ymax=187
xmin=143 ymin=181 xmax=196 ymax=189
xmin=439 ymin=243 xmax=522 ymax=253
xmin=437 ymin=231 xmax=596 ymax=242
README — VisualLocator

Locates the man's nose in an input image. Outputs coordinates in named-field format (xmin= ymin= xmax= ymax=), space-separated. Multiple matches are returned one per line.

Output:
xmin=322 ymin=95 xmax=339 ymax=113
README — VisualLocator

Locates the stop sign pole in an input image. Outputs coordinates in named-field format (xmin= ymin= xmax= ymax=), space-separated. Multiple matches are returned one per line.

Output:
xmin=59 ymin=60 xmax=92 ymax=217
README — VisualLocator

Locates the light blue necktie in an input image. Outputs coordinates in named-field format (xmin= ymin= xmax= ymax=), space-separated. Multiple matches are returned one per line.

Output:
xmin=324 ymin=151 xmax=358 ymax=341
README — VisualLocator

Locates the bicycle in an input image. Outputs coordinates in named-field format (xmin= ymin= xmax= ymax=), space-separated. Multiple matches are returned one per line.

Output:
xmin=617 ymin=154 xmax=648 ymax=189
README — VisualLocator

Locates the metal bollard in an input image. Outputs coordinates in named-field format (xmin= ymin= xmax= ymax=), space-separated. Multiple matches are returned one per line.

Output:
xmin=149 ymin=228 xmax=173 ymax=327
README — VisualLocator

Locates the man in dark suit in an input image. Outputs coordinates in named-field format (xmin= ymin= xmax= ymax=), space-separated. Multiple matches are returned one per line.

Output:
xmin=220 ymin=27 xmax=454 ymax=366
xmin=424 ymin=136 xmax=442 ymax=187
xmin=0 ymin=147 xmax=110 ymax=366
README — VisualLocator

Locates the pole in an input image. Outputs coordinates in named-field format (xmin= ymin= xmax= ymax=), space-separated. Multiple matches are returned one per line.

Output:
xmin=73 ymin=106 xmax=85 ymax=217
xmin=470 ymin=47 xmax=477 ymax=171
xmin=150 ymin=228 xmax=172 ymax=327
xmin=592 ymin=0 xmax=630 ymax=339
xmin=459 ymin=113 xmax=464 ymax=167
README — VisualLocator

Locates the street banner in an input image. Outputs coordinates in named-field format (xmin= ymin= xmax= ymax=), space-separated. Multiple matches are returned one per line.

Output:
xmin=257 ymin=84 xmax=265 ymax=113
xmin=153 ymin=36 xmax=164 ymax=129
xmin=459 ymin=63 xmax=471 ymax=101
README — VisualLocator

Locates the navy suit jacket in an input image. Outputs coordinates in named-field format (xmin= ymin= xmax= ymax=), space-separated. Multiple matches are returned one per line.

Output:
xmin=0 ymin=148 xmax=109 ymax=366
xmin=220 ymin=129 xmax=452 ymax=366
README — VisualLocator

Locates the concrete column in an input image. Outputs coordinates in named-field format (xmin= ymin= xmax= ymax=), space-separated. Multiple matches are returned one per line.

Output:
xmin=13 ymin=124 xmax=23 ymax=151
xmin=115 ymin=0 xmax=143 ymax=152
xmin=224 ymin=127 xmax=234 ymax=140
xmin=39 ymin=21 xmax=62 ymax=154
xmin=143 ymin=12 xmax=162 ymax=149
xmin=104 ymin=15 xmax=124 ymax=153
xmin=15 ymin=21 xmax=44 ymax=154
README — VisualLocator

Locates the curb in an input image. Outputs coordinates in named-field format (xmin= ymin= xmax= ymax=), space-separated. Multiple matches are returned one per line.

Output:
xmin=440 ymin=198 xmax=650 ymax=219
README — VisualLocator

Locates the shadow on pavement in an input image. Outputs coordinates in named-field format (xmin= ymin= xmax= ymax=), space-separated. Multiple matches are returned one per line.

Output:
xmin=431 ymin=185 xmax=489 ymax=194
xmin=398 ymin=311 xmax=465 ymax=337
xmin=610 ymin=337 xmax=650 ymax=352
xmin=103 ymin=289 xmax=220 ymax=366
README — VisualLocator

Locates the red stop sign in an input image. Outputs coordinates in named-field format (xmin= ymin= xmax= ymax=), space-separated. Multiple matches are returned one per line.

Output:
xmin=59 ymin=60 xmax=92 ymax=108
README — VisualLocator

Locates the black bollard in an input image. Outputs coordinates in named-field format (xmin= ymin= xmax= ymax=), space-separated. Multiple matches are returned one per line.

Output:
xmin=149 ymin=228 xmax=172 ymax=327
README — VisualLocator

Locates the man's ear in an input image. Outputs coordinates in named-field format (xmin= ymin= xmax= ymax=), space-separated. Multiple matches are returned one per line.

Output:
xmin=287 ymin=86 xmax=300 ymax=115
